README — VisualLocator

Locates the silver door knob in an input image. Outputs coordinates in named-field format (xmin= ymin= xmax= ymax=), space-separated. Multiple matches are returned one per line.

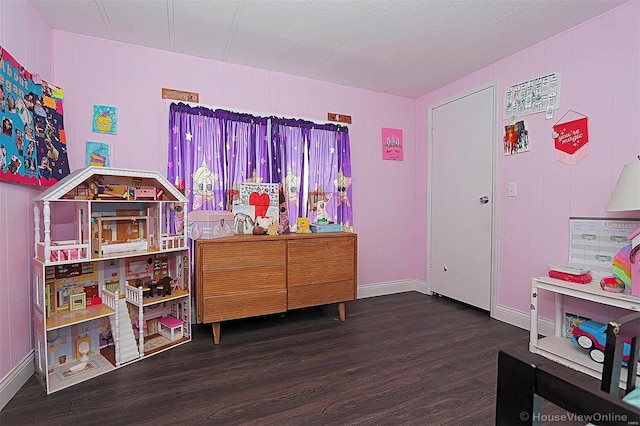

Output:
xmin=479 ymin=196 xmax=489 ymax=204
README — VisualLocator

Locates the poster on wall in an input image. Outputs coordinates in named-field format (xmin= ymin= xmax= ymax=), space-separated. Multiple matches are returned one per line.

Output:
xmin=0 ymin=45 xmax=70 ymax=186
xmin=503 ymin=72 xmax=562 ymax=120
xmin=553 ymin=110 xmax=589 ymax=165
xmin=382 ymin=127 xmax=403 ymax=161
xmin=92 ymin=105 xmax=117 ymax=134
xmin=85 ymin=141 xmax=111 ymax=167
xmin=503 ymin=120 xmax=530 ymax=155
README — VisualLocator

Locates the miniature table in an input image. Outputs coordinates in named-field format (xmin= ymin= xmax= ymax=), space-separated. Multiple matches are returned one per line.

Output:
xmin=157 ymin=315 xmax=183 ymax=341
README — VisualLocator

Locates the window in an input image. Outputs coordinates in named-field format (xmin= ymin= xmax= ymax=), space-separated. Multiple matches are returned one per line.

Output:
xmin=168 ymin=103 xmax=353 ymax=231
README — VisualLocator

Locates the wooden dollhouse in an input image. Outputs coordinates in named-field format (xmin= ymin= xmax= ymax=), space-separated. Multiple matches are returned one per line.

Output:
xmin=32 ymin=167 xmax=191 ymax=394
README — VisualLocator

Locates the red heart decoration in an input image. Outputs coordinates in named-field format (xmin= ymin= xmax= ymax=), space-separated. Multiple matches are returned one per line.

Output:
xmin=249 ymin=192 xmax=270 ymax=217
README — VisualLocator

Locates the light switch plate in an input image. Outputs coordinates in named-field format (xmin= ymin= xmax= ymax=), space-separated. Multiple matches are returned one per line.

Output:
xmin=508 ymin=182 xmax=517 ymax=197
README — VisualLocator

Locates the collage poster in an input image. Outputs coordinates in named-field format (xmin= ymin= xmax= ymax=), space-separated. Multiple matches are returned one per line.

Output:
xmin=0 ymin=46 xmax=70 ymax=186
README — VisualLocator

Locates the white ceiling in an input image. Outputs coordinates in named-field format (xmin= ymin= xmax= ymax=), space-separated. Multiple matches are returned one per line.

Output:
xmin=32 ymin=0 xmax=627 ymax=99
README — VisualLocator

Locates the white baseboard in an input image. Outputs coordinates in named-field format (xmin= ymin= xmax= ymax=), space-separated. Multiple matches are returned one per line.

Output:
xmin=0 ymin=351 xmax=35 ymax=411
xmin=492 ymin=303 xmax=554 ymax=337
xmin=357 ymin=279 xmax=428 ymax=299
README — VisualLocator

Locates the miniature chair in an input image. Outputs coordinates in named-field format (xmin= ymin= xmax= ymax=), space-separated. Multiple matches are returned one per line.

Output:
xmin=170 ymin=277 xmax=180 ymax=293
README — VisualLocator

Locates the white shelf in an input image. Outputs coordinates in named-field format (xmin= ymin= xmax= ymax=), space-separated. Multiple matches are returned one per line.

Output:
xmin=534 ymin=276 xmax=640 ymax=311
xmin=530 ymin=276 xmax=640 ymax=388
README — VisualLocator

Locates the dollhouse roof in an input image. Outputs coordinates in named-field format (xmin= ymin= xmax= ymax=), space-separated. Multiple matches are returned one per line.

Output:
xmin=34 ymin=166 xmax=187 ymax=202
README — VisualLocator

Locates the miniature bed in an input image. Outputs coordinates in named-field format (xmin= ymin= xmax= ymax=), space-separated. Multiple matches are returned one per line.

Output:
xmin=95 ymin=238 xmax=148 ymax=255
xmin=496 ymin=312 xmax=640 ymax=425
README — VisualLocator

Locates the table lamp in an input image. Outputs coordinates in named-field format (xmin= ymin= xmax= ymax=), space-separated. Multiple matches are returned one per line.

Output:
xmin=606 ymin=162 xmax=640 ymax=212
xmin=607 ymin=162 xmax=640 ymax=296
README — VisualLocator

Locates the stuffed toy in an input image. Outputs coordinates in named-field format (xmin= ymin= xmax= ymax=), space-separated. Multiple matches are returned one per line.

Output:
xmin=254 ymin=216 xmax=277 ymax=235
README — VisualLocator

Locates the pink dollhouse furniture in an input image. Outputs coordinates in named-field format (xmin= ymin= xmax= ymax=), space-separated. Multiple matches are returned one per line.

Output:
xmin=157 ymin=316 xmax=183 ymax=341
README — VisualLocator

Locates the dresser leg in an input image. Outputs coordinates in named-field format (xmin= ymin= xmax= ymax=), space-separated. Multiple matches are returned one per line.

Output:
xmin=212 ymin=322 xmax=220 ymax=344
xmin=338 ymin=302 xmax=346 ymax=321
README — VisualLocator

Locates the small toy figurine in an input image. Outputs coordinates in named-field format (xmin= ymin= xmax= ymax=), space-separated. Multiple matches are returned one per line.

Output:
xmin=296 ymin=217 xmax=311 ymax=234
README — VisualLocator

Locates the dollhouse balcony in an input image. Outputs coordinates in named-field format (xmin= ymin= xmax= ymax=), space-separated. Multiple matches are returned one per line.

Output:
xmin=37 ymin=240 xmax=90 ymax=264
xmin=125 ymin=284 xmax=144 ymax=306
xmin=161 ymin=234 xmax=185 ymax=250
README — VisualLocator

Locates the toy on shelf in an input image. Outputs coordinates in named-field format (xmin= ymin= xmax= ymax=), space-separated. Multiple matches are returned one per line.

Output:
xmin=547 ymin=264 xmax=591 ymax=284
xmin=612 ymin=244 xmax=632 ymax=291
xmin=308 ymin=188 xmax=332 ymax=223
xmin=571 ymin=320 xmax=640 ymax=365
xmin=629 ymin=228 xmax=640 ymax=297
xmin=296 ymin=217 xmax=311 ymax=234
xmin=600 ymin=276 xmax=625 ymax=293
xmin=548 ymin=269 xmax=592 ymax=284
xmin=253 ymin=216 xmax=278 ymax=236
xmin=310 ymin=221 xmax=343 ymax=233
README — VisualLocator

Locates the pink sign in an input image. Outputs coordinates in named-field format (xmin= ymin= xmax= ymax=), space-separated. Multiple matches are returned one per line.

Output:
xmin=382 ymin=128 xmax=403 ymax=161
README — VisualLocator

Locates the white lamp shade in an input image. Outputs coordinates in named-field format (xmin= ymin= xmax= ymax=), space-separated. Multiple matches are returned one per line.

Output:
xmin=606 ymin=162 xmax=640 ymax=211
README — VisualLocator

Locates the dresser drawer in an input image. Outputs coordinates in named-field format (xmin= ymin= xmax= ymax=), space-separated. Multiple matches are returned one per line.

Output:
xmin=288 ymin=258 xmax=354 ymax=287
xmin=201 ymin=289 xmax=287 ymax=323
xmin=287 ymin=280 xmax=355 ymax=310
xmin=200 ymin=266 xmax=286 ymax=296
xmin=287 ymin=237 xmax=354 ymax=263
xmin=199 ymin=240 xmax=286 ymax=270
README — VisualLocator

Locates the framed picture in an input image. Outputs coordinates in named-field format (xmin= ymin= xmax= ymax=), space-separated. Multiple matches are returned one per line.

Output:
xmin=70 ymin=292 xmax=86 ymax=311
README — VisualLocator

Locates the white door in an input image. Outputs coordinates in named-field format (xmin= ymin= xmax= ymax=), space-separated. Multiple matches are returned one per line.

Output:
xmin=428 ymin=83 xmax=496 ymax=311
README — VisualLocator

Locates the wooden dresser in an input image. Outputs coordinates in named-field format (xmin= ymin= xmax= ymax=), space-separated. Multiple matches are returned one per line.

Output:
xmin=195 ymin=232 xmax=357 ymax=344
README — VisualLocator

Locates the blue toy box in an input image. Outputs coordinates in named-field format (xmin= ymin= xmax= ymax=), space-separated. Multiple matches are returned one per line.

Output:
xmin=310 ymin=223 xmax=343 ymax=233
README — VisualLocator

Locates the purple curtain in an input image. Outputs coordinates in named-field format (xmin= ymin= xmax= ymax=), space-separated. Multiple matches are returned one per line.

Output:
xmin=336 ymin=129 xmax=353 ymax=231
xmin=270 ymin=117 xmax=352 ymax=229
xmin=270 ymin=118 xmax=307 ymax=220
xmin=214 ymin=109 xmax=269 ymax=207
xmin=167 ymin=103 xmax=268 ymax=213
xmin=168 ymin=104 xmax=352 ymax=230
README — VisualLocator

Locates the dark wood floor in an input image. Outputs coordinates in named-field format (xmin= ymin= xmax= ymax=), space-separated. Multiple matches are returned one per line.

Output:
xmin=1 ymin=292 xmax=596 ymax=425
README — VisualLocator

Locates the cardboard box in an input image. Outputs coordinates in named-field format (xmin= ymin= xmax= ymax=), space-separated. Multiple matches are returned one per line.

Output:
xmin=187 ymin=210 xmax=234 ymax=239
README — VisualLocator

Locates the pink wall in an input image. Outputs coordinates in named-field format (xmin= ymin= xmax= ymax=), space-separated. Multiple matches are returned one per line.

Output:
xmin=0 ymin=0 xmax=53 ymax=384
xmin=2 ymin=0 xmax=638 ymax=396
xmin=416 ymin=0 xmax=640 ymax=322
xmin=50 ymin=31 xmax=418 ymax=291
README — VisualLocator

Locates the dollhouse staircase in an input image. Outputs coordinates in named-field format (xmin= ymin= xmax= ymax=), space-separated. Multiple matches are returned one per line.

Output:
xmin=109 ymin=299 xmax=140 ymax=365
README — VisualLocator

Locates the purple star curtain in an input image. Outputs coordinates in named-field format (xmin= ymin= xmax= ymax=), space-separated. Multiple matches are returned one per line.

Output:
xmin=309 ymin=125 xmax=352 ymax=230
xmin=335 ymin=128 xmax=353 ymax=230
xmin=215 ymin=109 xmax=269 ymax=188
xmin=167 ymin=103 xmax=268 ymax=213
xmin=270 ymin=117 xmax=352 ymax=229
xmin=168 ymin=104 xmax=352 ymax=229
xmin=270 ymin=117 xmax=308 ymax=220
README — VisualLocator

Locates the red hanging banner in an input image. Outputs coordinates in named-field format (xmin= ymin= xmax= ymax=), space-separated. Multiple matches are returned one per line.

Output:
xmin=552 ymin=113 xmax=589 ymax=164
